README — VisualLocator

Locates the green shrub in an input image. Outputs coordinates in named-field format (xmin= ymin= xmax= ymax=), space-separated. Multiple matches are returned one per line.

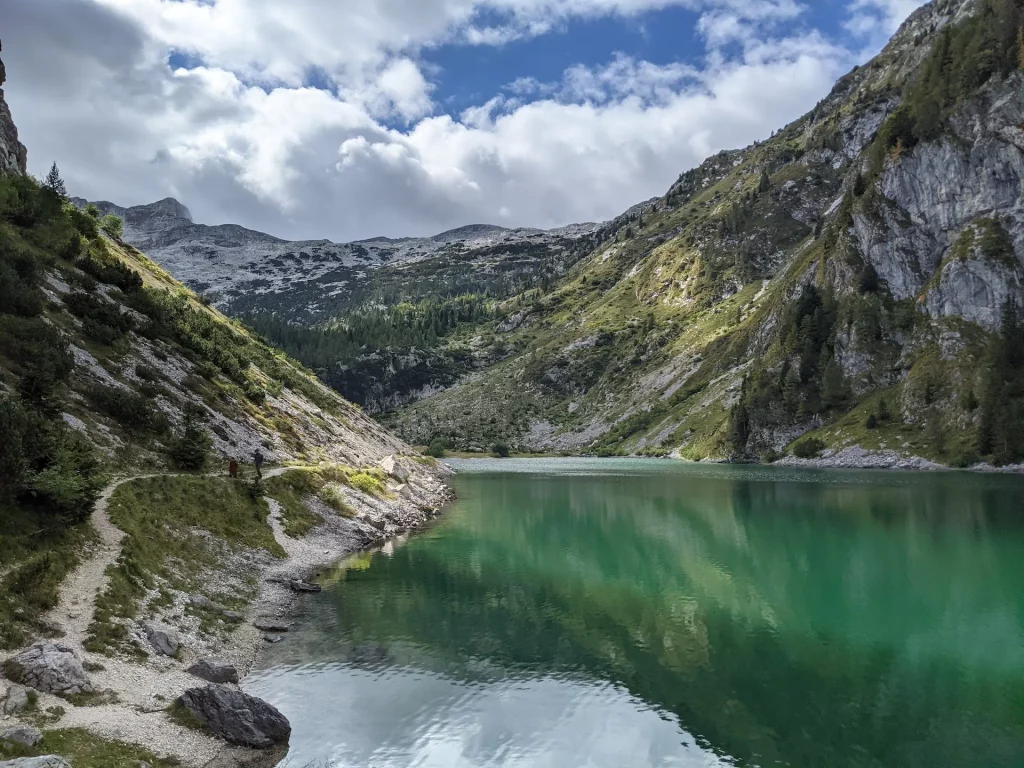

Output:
xmin=85 ymin=384 xmax=169 ymax=434
xmin=349 ymin=471 xmax=386 ymax=497
xmin=99 ymin=214 xmax=124 ymax=239
xmin=316 ymin=484 xmax=355 ymax=517
xmin=426 ymin=439 xmax=446 ymax=458
xmin=491 ymin=442 xmax=511 ymax=457
xmin=63 ymin=291 xmax=135 ymax=344
xmin=792 ymin=437 xmax=825 ymax=459
xmin=0 ymin=317 xmax=75 ymax=412
xmin=0 ymin=396 xmax=102 ymax=523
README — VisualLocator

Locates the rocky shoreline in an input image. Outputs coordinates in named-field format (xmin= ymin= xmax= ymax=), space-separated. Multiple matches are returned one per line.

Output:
xmin=0 ymin=458 xmax=456 ymax=768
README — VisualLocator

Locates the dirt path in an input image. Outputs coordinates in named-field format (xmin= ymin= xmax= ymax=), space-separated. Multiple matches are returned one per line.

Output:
xmin=43 ymin=467 xmax=292 ymax=652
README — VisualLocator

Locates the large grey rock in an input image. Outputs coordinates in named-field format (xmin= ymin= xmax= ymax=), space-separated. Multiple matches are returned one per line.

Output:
xmin=0 ymin=758 xmax=72 ymax=768
xmin=178 ymin=685 xmax=291 ymax=748
xmin=144 ymin=623 xmax=181 ymax=657
xmin=379 ymin=455 xmax=409 ymax=482
xmin=0 ymin=725 xmax=43 ymax=747
xmin=5 ymin=642 xmax=94 ymax=696
xmin=187 ymin=659 xmax=239 ymax=685
xmin=0 ymin=682 xmax=29 ymax=715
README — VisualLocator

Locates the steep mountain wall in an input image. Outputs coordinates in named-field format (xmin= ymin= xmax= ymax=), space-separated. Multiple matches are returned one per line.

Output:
xmin=0 ymin=43 xmax=28 ymax=175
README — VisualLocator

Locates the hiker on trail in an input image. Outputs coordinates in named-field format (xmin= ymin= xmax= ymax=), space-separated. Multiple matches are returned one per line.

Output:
xmin=254 ymin=449 xmax=265 ymax=480
xmin=228 ymin=459 xmax=239 ymax=478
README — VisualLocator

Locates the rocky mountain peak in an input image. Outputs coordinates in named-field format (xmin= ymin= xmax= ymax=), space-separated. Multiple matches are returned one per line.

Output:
xmin=0 ymin=41 xmax=28 ymax=176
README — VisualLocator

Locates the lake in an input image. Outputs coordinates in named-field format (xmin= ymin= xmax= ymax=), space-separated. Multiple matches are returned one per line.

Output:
xmin=246 ymin=458 xmax=1024 ymax=767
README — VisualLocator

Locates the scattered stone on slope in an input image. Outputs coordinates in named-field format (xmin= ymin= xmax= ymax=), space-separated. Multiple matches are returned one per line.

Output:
xmin=4 ymin=642 xmax=94 ymax=697
xmin=0 ymin=758 xmax=72 ymax=768
xmin=0 ymin=725 xmax=43 ymax=747
xmin=186 ymin=659 xmax=239 ymax=685
xmin=144 ymin=623 xmax=181 ymax=657
xmin=0 ymin=682 xmax=29 ymax=715
xmin=178 ymin=685 xmax=291 ymax=748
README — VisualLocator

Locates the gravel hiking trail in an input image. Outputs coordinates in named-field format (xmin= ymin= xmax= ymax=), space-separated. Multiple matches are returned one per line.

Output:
xmin=43 ymin=468 xmax=292 ymax=653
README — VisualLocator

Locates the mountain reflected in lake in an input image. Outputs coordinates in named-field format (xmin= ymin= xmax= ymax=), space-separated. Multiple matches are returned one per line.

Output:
xmin=247 ymin=459 xmax=1024 ymax=768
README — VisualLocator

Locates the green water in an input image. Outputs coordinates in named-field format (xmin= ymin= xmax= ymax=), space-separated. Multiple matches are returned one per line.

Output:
xmin=247 ymin=459 xmax=1024 ymax=767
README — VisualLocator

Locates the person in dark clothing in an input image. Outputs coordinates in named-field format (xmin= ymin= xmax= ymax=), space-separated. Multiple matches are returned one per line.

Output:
xmin=254 ymin=449 xmax=265 ymax=480
xmin=228 ymin=459 xmax=239 ymax=478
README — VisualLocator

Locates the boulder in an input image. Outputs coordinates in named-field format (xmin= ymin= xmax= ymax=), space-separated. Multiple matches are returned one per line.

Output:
xmin=144 ymin=623 xmax=180 ymax=657
xmin=0 ymin=725 xmax=43 ymax=747
xmin=1 ymin=682 xmax=29 ymax=715
xmin=0 ymin=758 xmax=72 ymax=767
xmin=252 ymin=620 xmax=289 ymax=633
xmin=187 ymin=659 xmax=239 ymax=685
xmin=262 ymin=634 xmax=283 ymax=644
xmin=5 ymin=642 xmax=94 ymax=696
xmin=379 ymin=455 xmax=409 ymax=482
xmin=178 ymin=685 xmax=291 ymax=748
xmin=220 ymin=611 xmax=245 ymax=624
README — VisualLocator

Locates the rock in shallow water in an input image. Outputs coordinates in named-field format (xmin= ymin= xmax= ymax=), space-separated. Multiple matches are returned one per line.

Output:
xmin=178 ymin=685 xmax=291 ymax=748
xmin=5 ymin=642 xmax=93 ymax=696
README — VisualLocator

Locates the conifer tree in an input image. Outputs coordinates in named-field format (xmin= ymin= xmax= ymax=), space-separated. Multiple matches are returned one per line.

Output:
xmin=43 ymin=162 xmax=68 ymax=201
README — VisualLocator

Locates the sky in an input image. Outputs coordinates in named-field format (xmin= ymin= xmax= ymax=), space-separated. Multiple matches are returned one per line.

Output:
xmin=3 ymin=0 xmax=926 ymax=241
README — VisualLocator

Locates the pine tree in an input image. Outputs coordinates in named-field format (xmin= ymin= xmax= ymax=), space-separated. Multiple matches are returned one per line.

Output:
xmin=169 ymin=405 xmax=212 ymax=470
xmin=821 ymin=358 xmax=849 ymax=412
xmin=44 ymin=162 xmax=68 ymax=201
xmin=758 ymin=170 xmax=771 ymax=194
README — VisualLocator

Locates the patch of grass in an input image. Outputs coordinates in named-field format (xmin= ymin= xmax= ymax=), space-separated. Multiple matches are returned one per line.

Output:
xmin=317 ymin=484 xmax=356 ymax=517
xmin=263 ymin=468 xmax=325 ymax=537
xmin=168 ymin=699 xmax=208 ymax=733
xmin=0 ymin=727 xmax=180 ymax=767
xmin=347 ymin=471 xmax=388 ymax=498
xmin=85 ymin=475 xmax=283 ymax=655
xmin=0 ymin=507 xmax=98 ymax=650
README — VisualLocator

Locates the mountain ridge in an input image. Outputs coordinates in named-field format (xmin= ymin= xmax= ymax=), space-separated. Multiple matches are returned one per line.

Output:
xmin=384 ymin=0 xmax=1024 ymax=467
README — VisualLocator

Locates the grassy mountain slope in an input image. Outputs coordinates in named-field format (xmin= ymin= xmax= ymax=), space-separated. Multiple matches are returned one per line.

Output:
xmin=388 ymin=0 xmax=1024 ymax=466
xmin=0 ymin=163 xmax=446 ymax=650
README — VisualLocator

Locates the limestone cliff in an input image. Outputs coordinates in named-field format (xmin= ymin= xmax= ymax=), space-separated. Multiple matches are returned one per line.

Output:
xmin=0 ymin=42 xmax=28 ymax=175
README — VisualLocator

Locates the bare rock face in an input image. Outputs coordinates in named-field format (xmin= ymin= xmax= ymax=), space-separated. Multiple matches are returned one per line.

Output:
xmin=0 ymin=759 xmax=72 ymax=768
xmin=0 ymin=44 xmax=28 ymax=175
xmin=186 ymin=658 xmax=239 ymax=685
xmin=5 ymin=642 xmax=94 ymax=697
xmin=178 ymin=685 xmax=291 ymax=749
xmin=0 ymin=725 xmax=43 ymax=747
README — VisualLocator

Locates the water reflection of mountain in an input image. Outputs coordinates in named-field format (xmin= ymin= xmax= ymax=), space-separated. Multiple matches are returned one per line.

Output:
xmin=258 ymin=464 xmax=1024 ymax=768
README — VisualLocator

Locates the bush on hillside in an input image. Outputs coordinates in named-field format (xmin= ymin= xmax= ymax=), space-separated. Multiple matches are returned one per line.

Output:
xmin=491 ymin=442 xmax=511 ymax=457
xmin=169 ymin=405 xmax=213 ymax=470
xmin=426 ymin=439 xmax=446 ymax=458
xmin=0 ymin=396 xmax=102 ymax=523
xmin=85 ymin=383 xmax=170 ymax=435
xmin=792 ymin=437 xmax=825 ymax=459
xmin=99 ymin=214 xmax=124 ymax=239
